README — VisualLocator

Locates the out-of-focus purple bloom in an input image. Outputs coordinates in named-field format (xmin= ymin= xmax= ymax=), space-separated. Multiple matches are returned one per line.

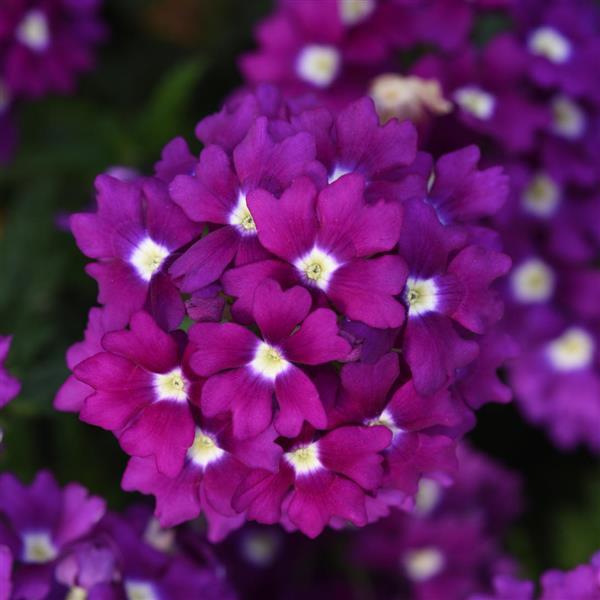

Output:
xmin=0 ymin=0 xmax=106 ymax=99
xmin=0 ymin=471 xmax=105 ymax=600
xmin=0 ymin=336 xmax=19 ymax=409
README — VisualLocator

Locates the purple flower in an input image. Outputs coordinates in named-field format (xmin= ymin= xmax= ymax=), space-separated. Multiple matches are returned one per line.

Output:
xmin=71 ymin=175 xmax=201 ymax=330
xmin=240 ymin=0 xmax=395 ymax=107
xmin=0 ymin=471 xmax=105 ymax=600
xmin=228 ymin=175 xmax=407 ymax=329
xmin=233 ymin=424 xmax=391 ymax=538
xmin=509 ymin=322 xmax=600 ymax=452
xmin=190 ymin=279 xmax=351 ymax=438
xmin=122 ymin=419 xmax=281 ymax=541
xmin=0 ymin=336 xmax=19 ymax=409
xmin=328 ymin=353 xmax=462 ymax=507
xmin=413 ymin=37 xmax=550 ymax=153
xmin=0 ymin=0 xmax=106 ymax=99
xmin=398 ymin=199 xmax=511 ymax=394
xmin=54 ymin=307 xmax=126 ymax=413
xmin=0 ymin=546 xmax=13 ymax=600
xmin=469 ymin=575 xmax=535 ymax=600
xmin=521 ymin=2 xmax=600 ymax=100
xmin=288 ymin=97 xmax=418 ymax=198
xmin=73 ymin=311 xmax=201 ymax=477
xmin=169 ymin=118 xmax=318 ymax=291
xmin=540 ymin=551 xmax=600 ymax=600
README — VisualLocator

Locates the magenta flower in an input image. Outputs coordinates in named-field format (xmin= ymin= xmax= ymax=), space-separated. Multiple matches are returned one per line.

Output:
xmin=0 ymin=471 xmax=105 ymax=600
xmin=71 ymin=175 xmax=201 ymax=329
xmin=289 ymin=97 xmax=417 ymax=197
xmin=240 ymin=0 xmax=395 ymax=106
xmin=74 ymin=311 xmax=200 ymax=477
xmin=329 ymin=353 xmax=462 ymax=506
xmin=169 ymin=117 xmax=318 ymax=292
xmin=54 ymin=307 xmax=126 ymax=413
xmin=190 ymin=279 xmax=351 ymax=438
xmin=233 ymin=424 xmax=391 ymax=538
xmin=0 ymin=0 xmax=106 ymax=99
xmin=229 ymin=174 xmax=407 ymax=329
xmin=398 ymin=199 xmax=511 ymax=394
xmin=0 ymin=336 xmax=19 ymax=409
xmin=122 ymin=418 xmax=281 ymax=541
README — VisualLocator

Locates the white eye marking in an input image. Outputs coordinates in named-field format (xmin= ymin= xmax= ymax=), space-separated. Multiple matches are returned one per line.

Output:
xmin=229 ymin=191 xmax=256 ymax=234
xmin=405 ymin=277 xmax=438 ymax=316
xmin=285 ymin=443 xmax=322 ymax=475
xmin=551 ymin=96 xmax=586 ymax=140
xmin=522 ymin=173 xmax=561 ymax=218
xmin=511 ymin=259 xmax=555 ymax=303
xmin=453 ymin=87 xmax=496 ymax=120
xmin=403 ymin=548 xmax=445 ymax=582
xmin=528 ymin=27 xmax=572 ymax=64
xmin=339 ymin=0 xmax=375 ymax=26
xmin=154 ymin=368 xmax=187 ymax=402
xmin=22 ymin=532 xmax=57 ymax=563
xmin=250 ymin=342 xmax=290 ymax=380
xmin=130 ymin=237 xmax=170 ymax=281
xmin=295 ymin=247 xmax=340 ymax=291
xmin=187 ymin=429 xmax=225 ymax=468
xmin=16 ymin=10 xmax=51 ymax=52
xmin=297 ymin=45 xmax=341 ymax=88
xmin=547 ymin=328 xmax=595 ymax=371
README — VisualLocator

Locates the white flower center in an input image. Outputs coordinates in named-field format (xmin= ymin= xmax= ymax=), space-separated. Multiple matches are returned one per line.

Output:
xmin=403 ymin=548 xmax=445 ymax=582
xmin=547 ymin=328 xmax=595 ymax=371
xmin=144 ymin=518 xmax=176 ymax=553
xmin=285 ymin=443 xmax=323 ymax=475
xmin=251 ymin=342 xmax=290 ymax=380
xmin=415 ymin=478 xmax=442 ymax=515
xmin=405 ymin=277 xmax=438 ymax=316
xmin=328 ymin=165 xmax=352 ymax=184
xmin=229 ymin=191 xmax=256 ymax=234
xmin=339 ymin=0 xmax=375 ymax=25
xmin=22 ymin=532 xmax=57 ymax=564
xmin=241 ymin=532 xmax=279 ymax=567
xmin=66 ymin=588 xmax=88 ymax=600
xmin=453 ymin=86 xmax=496 ymax=120
xmin=296 ymin=45 xmax=341 ymax=88
xmin=187 ymin=429 xmax=225 ymax=468
xmin=551 ymin=96 xmax=586 ymax=140
xmin=295 ymin=247 xmax=339 ymax=290
xmin=125 ymin=581 xmax=159 ymax=600
xmin=154 ymin=368 xmax=187 ymax=402
xmin=370 ymin=75 xmax=452 ymax=123
xmin=130 ymin=237 xmax=170 ymax=281
xmin=366 ymin=409 xmax=402 ymax=436
xmin=528 ymin=27 xmax=572 ymax=63
xmin=16 ymin=10 xmax=51 ymax=52
xmin=511 ymin=258 xmax=555 ymax=303
xmin=522 ymin=173 xmax=561 ymax=218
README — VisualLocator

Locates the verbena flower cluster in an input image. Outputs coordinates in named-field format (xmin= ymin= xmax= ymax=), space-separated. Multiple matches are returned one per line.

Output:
xmin=0 ymin=0 xmax=105 ymax=162
xmin=0 ymin=471 xmax=235 ymax=600
xmin=56 ymin=88 xmax=511 ymax=539
xmin=242 ymin=0 xmax=600 ymax=453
